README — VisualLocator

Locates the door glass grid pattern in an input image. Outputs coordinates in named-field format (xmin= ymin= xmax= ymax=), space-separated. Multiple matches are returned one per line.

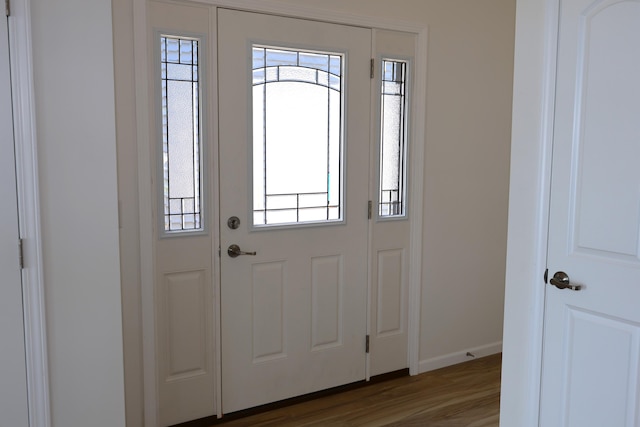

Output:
xmin=252 ymin=46 xmax=343 ymax=226
xmin=160 ymin=36 xmax=202 ymax=232
xmin=379 ymin=59 xmax=408 ymax=217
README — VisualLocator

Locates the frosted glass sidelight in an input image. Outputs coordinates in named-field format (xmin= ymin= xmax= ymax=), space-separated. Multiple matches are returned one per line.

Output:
xmin=160 ymin=36 xmax=202 ymax=232
xmin=252 ymin=46 xmax=343 ymax=226
xmin=379 ymin=60 xmax=408 ymax=217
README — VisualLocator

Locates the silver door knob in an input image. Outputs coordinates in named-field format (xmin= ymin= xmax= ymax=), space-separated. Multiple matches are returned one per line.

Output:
xmin=227 ymin=244 xmax=257 ymax=258
xmin=549 ymin=271 xmax=581 ymax=291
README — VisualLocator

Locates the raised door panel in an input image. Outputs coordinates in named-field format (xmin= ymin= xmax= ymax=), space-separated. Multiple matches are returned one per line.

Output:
xmin=376 ymin=249 xmax=404 ymax=336
xmin=311 ymin=255 xmax=344 ymax=350
xmin=252 ymin=261 xmax=286 ymax=361
xmin=558 ymin=308 xmax=640 ymax=426
xmin=570 ymin=0 xmax=640 ymax=262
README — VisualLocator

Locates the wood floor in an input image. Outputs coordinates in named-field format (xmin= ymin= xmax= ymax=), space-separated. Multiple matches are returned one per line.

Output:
xmin=215 ymin=354 xmax=501 ymax=427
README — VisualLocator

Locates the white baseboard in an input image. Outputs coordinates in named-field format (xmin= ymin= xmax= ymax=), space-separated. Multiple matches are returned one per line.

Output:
xmin=418 ymin=341 xmax=502 ymax=374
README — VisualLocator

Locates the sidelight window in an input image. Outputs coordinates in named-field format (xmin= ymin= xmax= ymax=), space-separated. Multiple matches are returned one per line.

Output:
xmin=160 ymin=36 xmax=203 ymax=232
xmin=379 ymin=59 xmax=408 ymax=218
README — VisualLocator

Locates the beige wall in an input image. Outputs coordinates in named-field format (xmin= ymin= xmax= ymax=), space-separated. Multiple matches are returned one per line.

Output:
xmin=417 ymin=0 xmax=513 ymax=362
xmin=31 ymin=0 xmax=126 ymax=425
xmin=113 ymin=0 xmax=514 ymax=423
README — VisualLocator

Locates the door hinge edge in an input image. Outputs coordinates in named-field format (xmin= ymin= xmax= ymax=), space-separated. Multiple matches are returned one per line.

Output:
xmin=365 ymin=334 xmax=370 ymax=353
xmin=370 ymin=58 xmax=374 ymax=79
xmin=544 ymin=268 xmax=548 ymax=284
xmin=18 ymin=238 xmax=24 ymax=269
xmin=368 ymin=200 xmax=372 ymax=220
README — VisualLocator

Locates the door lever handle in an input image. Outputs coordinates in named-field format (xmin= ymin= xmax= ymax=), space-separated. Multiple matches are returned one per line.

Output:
xmin=227 ymin=244 xmax=257 ymax=258
xmin=549 ymin=271 xmax=582 ymax=291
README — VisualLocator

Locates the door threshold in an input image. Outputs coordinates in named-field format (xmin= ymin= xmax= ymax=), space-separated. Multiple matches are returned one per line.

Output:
xmin=171 ymin=368 xmax=410 ymax=427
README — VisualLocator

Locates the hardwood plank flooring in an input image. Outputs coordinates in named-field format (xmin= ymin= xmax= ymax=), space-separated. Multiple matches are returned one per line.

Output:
xmin=215 ymin=354 xmax=501 ymax=426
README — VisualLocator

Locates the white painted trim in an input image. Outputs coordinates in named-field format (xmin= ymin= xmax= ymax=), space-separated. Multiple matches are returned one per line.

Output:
xmin=189 ymin=0 xmax=426 ymax=34
xmin=407 ymin=26 xmax=428 ymax=377
xmin=135 ymin=0 xmax=427 ymax=423
xmin=500 ymin=0 xmax=559 ymax=425
xmin=206 ymin=6 xmax=223 ymax=418
xmin=133 ymin=0 xmax=159 ymax=426
xmin=418 ymin=342 xmax=503 ymax=374
xmin=525 ymin=0 xmax=559 ymax=421
xmin=8 ymin=0 xmax=51 ymax=426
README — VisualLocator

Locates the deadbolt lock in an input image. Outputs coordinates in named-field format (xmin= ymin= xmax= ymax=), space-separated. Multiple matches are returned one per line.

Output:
xmin=227 ymin=216 xmax=241 ymax=230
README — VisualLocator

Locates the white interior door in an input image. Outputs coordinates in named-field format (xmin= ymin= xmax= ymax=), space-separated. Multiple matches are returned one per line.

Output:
xmin=540 ymin=1 xmax=640 ymax=425
xmin=218 ymin=9 xmax=371 ymax=414
xmin=0 ymin=14 xmax=29 ymax=427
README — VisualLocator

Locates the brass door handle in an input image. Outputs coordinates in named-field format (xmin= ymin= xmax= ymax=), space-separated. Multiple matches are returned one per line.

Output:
xmin=227 ymin=244 xmax=257 ymax=258
xmin=549 ymin=271 xmax=582 ymax=291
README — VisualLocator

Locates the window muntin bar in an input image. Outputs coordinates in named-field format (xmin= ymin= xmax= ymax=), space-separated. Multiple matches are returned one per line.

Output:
xmin=252 ymin=46 xmax=343 ymax=227
xmin=160 ymin=36 xmax=203 ymax=232
xmin=379 ymin=59 xmax=408 ymax=218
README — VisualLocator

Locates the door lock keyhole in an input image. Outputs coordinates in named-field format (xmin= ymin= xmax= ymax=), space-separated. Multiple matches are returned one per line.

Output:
xmin=227 ymin=216 xmax=240 ymax=230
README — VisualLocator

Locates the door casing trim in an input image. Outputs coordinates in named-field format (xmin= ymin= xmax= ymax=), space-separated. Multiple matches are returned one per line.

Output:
xmin=133 ymin=1 xmax=427 ymax=424
xmin=501 ymin=0 xmax=560 ymax=425
xmin=7 ymin=0 xmax=51 ymax=425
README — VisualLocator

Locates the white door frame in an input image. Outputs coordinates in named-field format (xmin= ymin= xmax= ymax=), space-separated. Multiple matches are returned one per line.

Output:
xmin=133 ymin=0 xmax=427 ymax=424
xmin=6 ymin=0 xmax=51 ymax=426
xmin=501 ymin=0 xmax=560 ymax=426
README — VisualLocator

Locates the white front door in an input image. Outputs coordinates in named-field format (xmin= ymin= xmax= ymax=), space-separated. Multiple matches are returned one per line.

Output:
xmin=540 ymin=1 xmax=640 ymax=425
xmin=0 ymin=14 xmax=29 ymax=427
xmin=218 ymin=9 xmax=371 ymax=414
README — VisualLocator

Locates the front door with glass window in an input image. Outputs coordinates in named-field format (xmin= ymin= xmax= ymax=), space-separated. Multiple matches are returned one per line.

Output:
xmin=147 ymin=4 xmax=414 ymax=423
xmin=218 ymin=9 xmax=372 ymax=413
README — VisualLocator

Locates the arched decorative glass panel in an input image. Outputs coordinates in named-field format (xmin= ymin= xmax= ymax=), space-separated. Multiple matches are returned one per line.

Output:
xmin=252 ymin=46 xmax=343 ymax=226
xmin=379 ymin=59 xmax=408 ymax=218
xmin=160 ymin=35 xmax=203 ymax=232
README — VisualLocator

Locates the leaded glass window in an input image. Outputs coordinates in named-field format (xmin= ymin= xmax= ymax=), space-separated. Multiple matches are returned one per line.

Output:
xmin=252 ymin=46 xmax=343 ymax=226
xmin=379 ymin=59 xmax=408 ymax=217
xmin=160 ymin=36 xmax=203 ymax=232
